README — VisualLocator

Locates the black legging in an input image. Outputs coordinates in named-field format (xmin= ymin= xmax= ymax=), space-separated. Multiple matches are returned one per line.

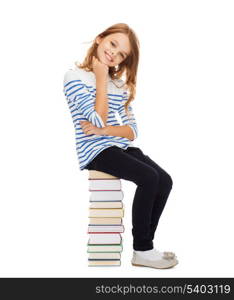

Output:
xmin=84 ymin=146 xmax=173 ymax=251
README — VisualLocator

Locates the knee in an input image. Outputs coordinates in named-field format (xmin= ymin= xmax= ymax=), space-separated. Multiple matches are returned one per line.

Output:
xmin=138 ymin=169 xmax=160 ymax=187
xmin=162 ymin=172 xmax=173 ymax=190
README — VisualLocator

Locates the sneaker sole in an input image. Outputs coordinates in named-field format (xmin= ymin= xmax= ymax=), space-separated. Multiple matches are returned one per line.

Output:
xmin=131 ymin=259 xmax=179 ymax=269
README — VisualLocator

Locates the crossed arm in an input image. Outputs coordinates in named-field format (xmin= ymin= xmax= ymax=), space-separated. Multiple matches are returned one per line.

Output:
xmin=78 ymin=75 xmax=136 ymax=140
xmin=64 ymin=70 xmax=137 ymax=141
xmin=79 ymin=121 xmax=135 ymax=141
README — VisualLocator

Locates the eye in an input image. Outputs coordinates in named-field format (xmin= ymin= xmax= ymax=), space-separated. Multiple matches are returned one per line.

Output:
xmin=111 ymin=41 xmax=125 ymax=59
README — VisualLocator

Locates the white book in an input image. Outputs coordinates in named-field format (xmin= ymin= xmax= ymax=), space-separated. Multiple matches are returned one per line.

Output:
xmin=90 ymin=190 xmax=124 ymax=201
xmin=88 ymin=225 xmax=124 ymax=233
xmin=87 ymin=244 xmax=123 ymax=252
xmin=88 ymin=252 xmax=121 ymax=259
xmin=89 ymin=179 xmax=121 ymax=190
xmin=88 ymin=233 xmax=121 ymax=245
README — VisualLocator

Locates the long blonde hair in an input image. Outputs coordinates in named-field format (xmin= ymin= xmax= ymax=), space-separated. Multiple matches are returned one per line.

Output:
xmin=75 ymin=23 xmax=140 ymax=116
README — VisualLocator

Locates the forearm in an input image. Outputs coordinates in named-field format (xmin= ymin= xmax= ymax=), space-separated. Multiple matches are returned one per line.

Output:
xmin=94 ymin=78 xmax=108 ymax=126
xmin=103 ymin=125 xmax=135 ymax=141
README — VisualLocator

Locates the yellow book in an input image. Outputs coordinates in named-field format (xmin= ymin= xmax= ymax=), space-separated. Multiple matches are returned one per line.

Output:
xmin=89 ymin=201 xmax=123 ymax=209
xmin=89 ymin=218 xmax=122 ymax=225
xmin=88 ymin=260 xmax=121 ymax=266
xmin=89 ymin=208 xmax=124 ymax=218
xmin=88 ymin=170 xmax=119 ymax=179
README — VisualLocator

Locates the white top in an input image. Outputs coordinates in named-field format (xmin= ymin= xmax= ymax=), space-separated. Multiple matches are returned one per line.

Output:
xmin=63 ymin=65 xmax=138 ymax=171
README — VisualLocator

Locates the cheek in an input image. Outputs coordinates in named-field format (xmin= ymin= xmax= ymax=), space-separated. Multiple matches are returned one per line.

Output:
xmin=99 ymin=46 xmax=107 ymax=58
xmin=96 ymin=48 xmax=104 ymax=62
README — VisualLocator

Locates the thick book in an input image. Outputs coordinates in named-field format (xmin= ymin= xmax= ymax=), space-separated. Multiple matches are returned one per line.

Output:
xmin=89 ymin=190 xmax=124 ymax=201
xmin=88 ymin=225 xmax=125 ymax=233
xmin=89 ymin=179 xmax=121 ymax=191
xmin=89 ymin=208 xmax=124 ymax=218
xmin=89 ymin=217 xmax=122 ymax=225
xmin=88 ymin=260 xmax=121 ymax=266
xmin=87 ymin=243 xmax=123 ymax=253
xmin=89 ymin=201 xmax=123 ymax=209
xmin=88 ymin=233 xmax=121 ymax=245
xmin=88 ymin=252 xmax=121 ymax=259
xmin=88 ymin=170 xmax=119 ymax=179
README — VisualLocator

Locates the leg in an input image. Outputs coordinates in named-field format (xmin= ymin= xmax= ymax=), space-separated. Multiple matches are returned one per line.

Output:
xmin=124 ymin=147 xmax=173 ymax=243
xmin=84 ymin=146 xmax=160 ymax=250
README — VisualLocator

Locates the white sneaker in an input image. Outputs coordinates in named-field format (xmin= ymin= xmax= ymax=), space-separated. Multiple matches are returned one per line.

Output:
xmin=131 ymin=250 xmax=179 ymax=269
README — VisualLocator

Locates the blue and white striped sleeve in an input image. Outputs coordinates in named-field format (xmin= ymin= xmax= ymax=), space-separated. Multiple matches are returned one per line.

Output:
xmin=63 ymin=70 xmax=105 ymax=128
xmin=117 ymin=89 xmax=138 ymax=140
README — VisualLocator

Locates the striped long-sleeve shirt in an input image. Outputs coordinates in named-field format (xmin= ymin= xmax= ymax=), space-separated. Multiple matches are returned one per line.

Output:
xmin=63 ymin=65 xmax=138 ymax=171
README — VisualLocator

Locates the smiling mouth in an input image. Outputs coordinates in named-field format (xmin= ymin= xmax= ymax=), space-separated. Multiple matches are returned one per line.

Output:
xmin=105 ymin=51 xmax=113 ymax=62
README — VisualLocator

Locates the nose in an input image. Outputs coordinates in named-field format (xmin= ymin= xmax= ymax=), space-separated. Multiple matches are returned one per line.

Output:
xmin=110 ymin=49 xmax=116 ymax=57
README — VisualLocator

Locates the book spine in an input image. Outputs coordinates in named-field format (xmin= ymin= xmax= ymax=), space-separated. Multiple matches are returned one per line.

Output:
xmin=87 ymin=173 xmax=124 ymax=266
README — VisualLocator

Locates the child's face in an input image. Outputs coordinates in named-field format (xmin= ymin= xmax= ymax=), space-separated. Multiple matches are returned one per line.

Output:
xmin=95 ymin=33 xmax=131 ymax=67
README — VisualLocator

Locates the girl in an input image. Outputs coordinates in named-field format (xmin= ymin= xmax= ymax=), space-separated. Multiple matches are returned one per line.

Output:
xmin=63 ymin=23 xmax=178 ymax=269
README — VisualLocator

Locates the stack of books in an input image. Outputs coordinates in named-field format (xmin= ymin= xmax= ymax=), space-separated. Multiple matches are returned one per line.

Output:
xmin=87 ymin=170 xmax=124 ymax=266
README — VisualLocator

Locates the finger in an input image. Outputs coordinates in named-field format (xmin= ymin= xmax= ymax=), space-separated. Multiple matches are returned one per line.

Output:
xmin=81 ymin=124 xmax=87 ymax=130
xmin=84 ymin=128 xmax=92 ymax=135
xmin=82 ymin=126 xmax=87 ymax=133
xmin=86 ymin=129 xmax=94 ymax=135
xmin=83 ymin=124 xmax=93 ymax=131
xmin=83 ymin=121 xmax=91 ymax=126
xmin=80 ymin=120 xmax=89 ymax=124
xmin=83 ymin=123 xmax=95 ymax=132
xmin=83 ymin=126 xmax=90 ymax=132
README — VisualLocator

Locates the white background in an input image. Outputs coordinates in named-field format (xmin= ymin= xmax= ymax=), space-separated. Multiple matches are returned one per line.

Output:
xmin=0 ymin=0 xmax=233 ymax=277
